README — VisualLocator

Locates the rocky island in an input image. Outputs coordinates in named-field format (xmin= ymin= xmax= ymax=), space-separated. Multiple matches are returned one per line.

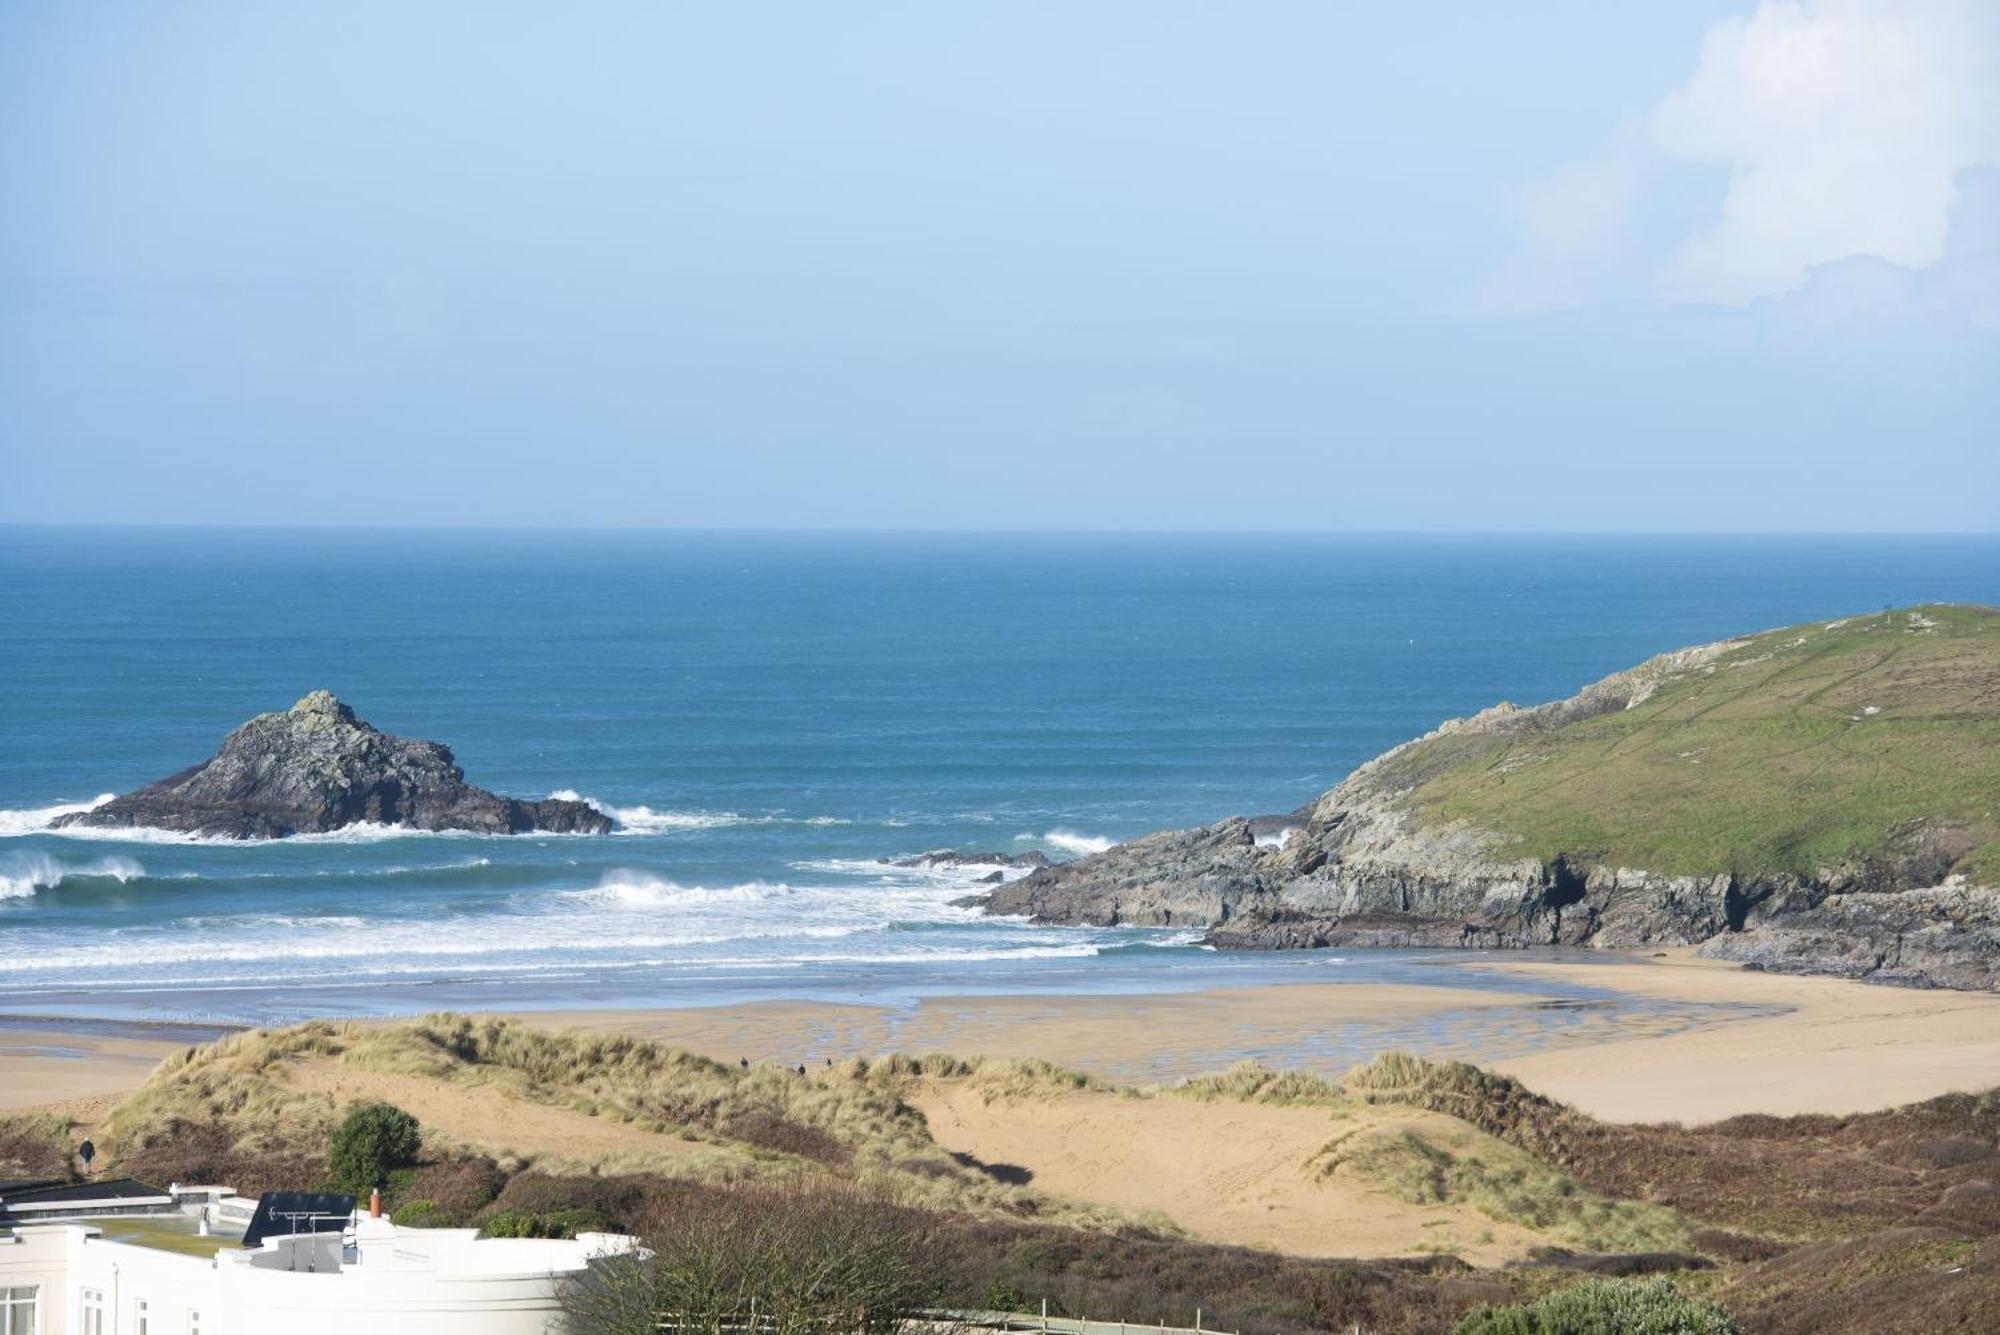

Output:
xmin=983 ymin=605 xmax=2000 ymax=991
xmin=53 ymin=690 xmax=612 ymax=839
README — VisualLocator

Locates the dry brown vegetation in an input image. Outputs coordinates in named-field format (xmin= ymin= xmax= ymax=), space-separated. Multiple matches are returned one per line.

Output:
xmin=67 ymin=1022 xmax=2000 ymax=1333
xmin=95 ymin=1015 xmax=1122 ymax=1222
xmin=0 ymin=1112 xmax=72 ymax=1181
xmin=1343 ymin=1052 xmax=2000 ymax=1242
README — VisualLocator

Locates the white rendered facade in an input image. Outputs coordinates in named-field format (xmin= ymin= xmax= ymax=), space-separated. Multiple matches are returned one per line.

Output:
xmin=0 ymin=1212 xmax=634 ymax=1334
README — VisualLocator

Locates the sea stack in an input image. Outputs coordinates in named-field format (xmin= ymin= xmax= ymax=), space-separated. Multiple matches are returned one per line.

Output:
xmin=53 ymin=690 xmax=612 ymax=839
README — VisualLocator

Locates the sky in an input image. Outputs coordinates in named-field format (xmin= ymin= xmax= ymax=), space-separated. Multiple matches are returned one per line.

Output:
xmin=1 ymin=1 xmax=1995 ymax=532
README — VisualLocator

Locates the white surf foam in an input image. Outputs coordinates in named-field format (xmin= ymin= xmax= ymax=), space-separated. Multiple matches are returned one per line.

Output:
xmin=562 ymin=873 xmax=791 ymax=909
xmin=21 ymin=818 xmax=492 ymax=846
xmin=181 ymin=913 xmax=370 ymax=930
xmin=549 ymin=792 xmax=851 ymax=834
xmin=1019 ymin=828 xmax=1117 ymax=857
xmin=548 ymin=791 xmax=744 ymax=832
xmin=0 ymin=794 xmax=117 ymax=837
xmin=7 ymin=787 xmax=845 ymax=845
xmin=791 ymin=856 xmax=1036 ymax=886
xmin=0 ymin=852 xmax=146 ymax=899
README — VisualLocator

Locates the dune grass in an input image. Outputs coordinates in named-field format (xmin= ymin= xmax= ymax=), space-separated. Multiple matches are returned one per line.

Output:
xmin=1173 ymin=1061 xmax=1349 ymax=1106
xmin=1335 ymin=1126 xmax=1692 ymax=1254
xmin=856 ymin=1052 xmax=1108 ymax=1101
xmin=1168 ymin=1057 xmax=1693 ymax=1254
xmin=98 ymin=1016 xmax=1124 ymax=1219
xmin=1398 ymin=605 xmax=2000 ymax=879
xmin=0 ymin=1111 xmax=74 ymax=1180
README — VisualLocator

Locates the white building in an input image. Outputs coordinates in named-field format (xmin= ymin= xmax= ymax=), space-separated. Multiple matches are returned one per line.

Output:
xmin=0 ymin=1188 xmax=636 ymax=1335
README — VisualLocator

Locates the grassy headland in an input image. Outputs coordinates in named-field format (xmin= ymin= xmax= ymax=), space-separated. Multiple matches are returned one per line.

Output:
xmin=1401 ymin=604 xmax=1999 ymax=880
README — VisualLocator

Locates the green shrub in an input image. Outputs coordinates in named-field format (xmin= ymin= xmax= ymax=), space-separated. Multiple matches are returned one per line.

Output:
xmin=981 ymin=1280 xmax=1031 ymax=1311
xmin=326 ymin=1102 xmax=421 ymax=1193
xmin=1453 ymin=1278 xmax=1740 ymax=1335
xmin=477 ymin=1206 xmax=610 ymax=1239
xmin=389 ymin=1198 xmax=459 ymax=1229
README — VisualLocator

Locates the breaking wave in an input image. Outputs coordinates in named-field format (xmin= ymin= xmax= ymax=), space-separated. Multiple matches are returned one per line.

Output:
xmin=4 ymin=788 xmax=850 ymax=845
xmin=0 ymin=852 xmax=146 ymax=899
xmin=790 ymin=856 xmax=1036 ymax=885
xmin=547 ymin=791 xmax=849 ymax=834
xmin=1019 ymin=828 xmax=1117 ymax=857
xmin=561 ymin=873 xmax=796 ymax=909
xmin=0 ymin=794 xmax=116 ymax=837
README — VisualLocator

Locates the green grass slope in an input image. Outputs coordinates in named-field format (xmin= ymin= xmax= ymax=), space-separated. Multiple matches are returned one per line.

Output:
xmin=1399 ymin=605 xmax=1999 ymax=881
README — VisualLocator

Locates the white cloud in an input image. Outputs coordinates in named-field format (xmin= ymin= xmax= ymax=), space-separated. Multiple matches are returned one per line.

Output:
xmin=1767 ymin=164 xmax=2000 ymax=327
xmin=1480 ymin=0 xmax=2000 ymax=311
xmin=1468 ymin=130 xmax=1648 ymax=315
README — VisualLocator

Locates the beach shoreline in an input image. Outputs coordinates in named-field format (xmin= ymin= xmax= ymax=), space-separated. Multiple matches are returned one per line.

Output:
xmin=9 ymin=949 xmax=2000 ymax=1128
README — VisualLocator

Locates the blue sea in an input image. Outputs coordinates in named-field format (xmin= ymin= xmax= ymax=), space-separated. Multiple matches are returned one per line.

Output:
xmin=2 ymin=528 xmax=1995 ymax=1027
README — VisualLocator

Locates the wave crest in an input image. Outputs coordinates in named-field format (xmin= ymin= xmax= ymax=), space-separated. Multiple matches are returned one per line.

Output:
xmin=0 ymin=794 xmax=116 ymax=837
xmin=1018 ymin=828 xmax=1117 ymax=857
xmin=546 ymin=791 xmax=849 ymax=834
xmin=563 ymin=872 xmax=795 ymax=908
xmin=0 ymin=852 xmax=146 ymax=899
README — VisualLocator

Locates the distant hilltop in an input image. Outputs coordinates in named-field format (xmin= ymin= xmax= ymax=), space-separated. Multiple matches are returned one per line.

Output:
xmin=53 ymin=690 xmax=612 ymax=839
xmin=983 ymin=604 xmax=2000 ymax=991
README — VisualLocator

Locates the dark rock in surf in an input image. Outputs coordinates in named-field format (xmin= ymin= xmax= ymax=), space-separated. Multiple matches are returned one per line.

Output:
xmin=882 ymin=849 xmax=1053 ymax=871
xmin=52 ymin=690 xmax=612 ymax=840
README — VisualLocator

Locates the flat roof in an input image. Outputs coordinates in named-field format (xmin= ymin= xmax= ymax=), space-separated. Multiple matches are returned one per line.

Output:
xmin=0 ymin=1179 xmax=62 ymax=1196
xmin=0 ymin=1178 xmax=173 ymax=1210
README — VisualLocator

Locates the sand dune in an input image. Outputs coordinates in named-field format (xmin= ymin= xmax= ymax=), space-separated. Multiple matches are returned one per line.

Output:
xmin=279 ymin=1059 xmax=706 ymax=1167
xmin=912 ymin=1083 xmax=1546 ymax=1265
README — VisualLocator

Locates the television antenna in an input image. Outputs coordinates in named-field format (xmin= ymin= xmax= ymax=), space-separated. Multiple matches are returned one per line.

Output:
xmin=271 ymin=1209 xmax=353 ymax=1272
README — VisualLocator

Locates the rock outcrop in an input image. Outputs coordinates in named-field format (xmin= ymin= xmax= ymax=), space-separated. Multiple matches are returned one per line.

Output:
xmin=883 ymin=849 xmax=1052 ymax=872
xmin=54 ymin=691 xmax=612 ymax=839
xmin=983 ymin=607 xmax=2000 ymax=992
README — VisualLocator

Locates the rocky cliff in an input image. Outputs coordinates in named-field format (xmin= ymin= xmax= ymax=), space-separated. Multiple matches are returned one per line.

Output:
xmin=54 ymin=691 xmax=612 ymax=839
xmin=983 ymin=605 xmax=2000 ymax=991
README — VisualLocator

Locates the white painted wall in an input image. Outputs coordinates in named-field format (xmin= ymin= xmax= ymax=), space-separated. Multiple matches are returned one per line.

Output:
xmin=0 ymin=1219 xmax=634 ymax=1335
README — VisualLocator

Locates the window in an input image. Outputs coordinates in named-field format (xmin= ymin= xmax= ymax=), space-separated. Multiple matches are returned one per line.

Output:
xmin=186 ymin=1309 xmax=201 ymax=1335
xmin=135 ymin=1297 xmax=149 ymax=1335
xmin=1 ymin=1285 xmax=38 ymax=1335
xmin=78 ymin=1287 xmax=104 ymax=1335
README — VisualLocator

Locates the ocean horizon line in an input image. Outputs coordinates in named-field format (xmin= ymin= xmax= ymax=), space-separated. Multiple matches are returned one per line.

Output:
xmin=4 ymin=522 xmax=1996 ymax=541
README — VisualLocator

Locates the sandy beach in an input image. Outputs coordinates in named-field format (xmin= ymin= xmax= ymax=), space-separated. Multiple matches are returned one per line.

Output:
xmin=505 ymin=954 xmax=2000 ymax=1124
xmin=1486 ymin=952 xmax=2000 ymax=1122
xmin=8 ymin=953 xmax=2000 ymax=1130
xmin=0 ymin=1025 xmax=195 ymax=1115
